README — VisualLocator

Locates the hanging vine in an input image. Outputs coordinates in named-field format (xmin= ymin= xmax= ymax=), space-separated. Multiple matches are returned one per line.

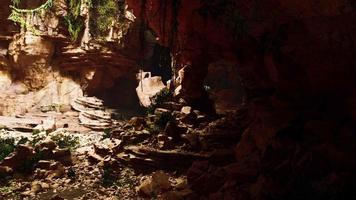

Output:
xmin=63 ymin=0 xmax=86 ymax=42
xmin=8 ymin=0 xmax=54 ymax=35
xmin=8 ymin=0 xmax=132 ymax=43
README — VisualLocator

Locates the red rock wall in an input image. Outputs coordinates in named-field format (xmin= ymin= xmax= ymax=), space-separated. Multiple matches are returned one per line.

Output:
xmin=126 ymin=0 xmax=356 ymax=113
xmin=125 ymin=0 xmax=356 ymax=198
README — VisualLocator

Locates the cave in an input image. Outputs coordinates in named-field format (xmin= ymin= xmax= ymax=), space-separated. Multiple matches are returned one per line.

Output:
xmin=0 ymin=0 xmax=355 ymax=199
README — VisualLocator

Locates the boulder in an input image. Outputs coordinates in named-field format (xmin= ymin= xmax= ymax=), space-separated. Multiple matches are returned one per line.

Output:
xmin=0 ymin=145 xmax=34 ymax=170
xmin=136 ymin=73 xmax=166 ymax=107
xmin=0 ymin=166 xmax=13 ymax=176
xmin=181 ymin=106 xmax=192 ymax=115
xmin=137 ymin=171 xmax=172 ymax=196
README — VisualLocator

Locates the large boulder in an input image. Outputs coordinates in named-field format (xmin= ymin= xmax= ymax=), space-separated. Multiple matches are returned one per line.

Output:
xmin=136 ymin=72 xmax=166 ymax=107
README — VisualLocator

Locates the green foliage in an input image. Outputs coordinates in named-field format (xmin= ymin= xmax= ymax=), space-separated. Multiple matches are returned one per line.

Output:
xmin=90 ymin=0 xmax=119 ymax=37
xmin=0 ymin=137 xmax=29 ymax=162
xmin=0 ymin=138 xmax=16 ymax=162
xmin=18 ymin=151 xmax=43 ymax=173
xmin=101 ymin=167 xmax=116 ymax=186
xmin=64 ymin=0 xmax=85 ymax=42
xmin=30 ymin=130 xmax=44 ymax=146
xmin=147 ymin=88 xmax=173 ymax=114
xmin=50 ymin=134 xmax=79 ymax=150
xmin=115 ymin=168 xmax=137 ymax=189
xmin=8 ymin=0 xmax=53 ymax=35
xmin=64 ymin=15 xmax=84 ymax=42
xmin=102 ymin=128 xmax=112 ymax=140
xmin=0 ymin=181 xmax=20 ymax=197
xmin=155 ymin=112 xmax=175 ymax=129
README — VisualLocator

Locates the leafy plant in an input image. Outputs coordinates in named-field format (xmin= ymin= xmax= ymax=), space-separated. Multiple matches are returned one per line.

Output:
xmin=0 ymin=138 xmax=16 ymax=162
xmin=101 ymin=167 xmax=116 ymax=186
xmin=30 ymin=130 xmax=45 ymax=146
xmin=64 ymin=0 xmax=85 ymax=42
xmin=18 ymin=151 xmax=44 ymax=173
xmin=116 ymin=168 xmax=137 ymax=189
xmin=147 ymin=88 xmax=173 ymax=114
xmin=90 ymin=0 xmax=119 ymax=37
xmin=102 ymin=128 xmax=112 ymax=140
xmin=0 ymin=137 xmax=29 ymax=162
xmin=8 ymin=0 xmax=54 ymax=35
xmin=155 ymin=112 xmax=175 ymax=129
xmin=50 ymin=134 xmax=79 ymax=149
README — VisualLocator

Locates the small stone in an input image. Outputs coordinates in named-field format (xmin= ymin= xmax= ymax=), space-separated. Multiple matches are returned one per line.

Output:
xmin=129 ymin=117 xmax=146 ymax=130
xmin=157 ymin=134 xmax=173 ymax=149
xmin=48 ymin=163 xmax=65 ymax=179
xmin=36 ymin=138 xmax=57 ymax=151
xmin=154 ymin=108 xmax=171 ymax=115
xmin=164 ymin=122 xmax=187 ymax=139
xmin=31 ymin=181 xmax=43 ymax=194
xmin=181 ymin=106 xmax=192 ymax=115
xmin=36 ymin=160 xmax=52 ymax=170
xmin=87 ymin=152 xmax=104 ymax=164
xmin=34 ymin=117 xmax=56 ymax=132
xmin=0 ymin=166 xmax=13 ymax=176
xmin=53 ymin=149 xmax=72 ymax=165
xmin=51 ymin=183 xmax=59 ymax=189
xmin=41 ymin=182 xmax=50 ymax=189
xmin=21 ymin=190 xmax=33 ymax=197
xmin=152 ymin=171 xmax=171 ymax=190
xmin=175 ymin=178 xmax=188 ymax=190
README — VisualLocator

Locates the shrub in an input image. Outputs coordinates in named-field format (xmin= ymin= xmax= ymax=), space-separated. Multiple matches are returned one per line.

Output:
xmin=146 ymin=88 xmax=172 ymax=114
xmin=50 ymin=134 xmax=79 ymax=150
xmin=0 ymin=138 xmax=16 ymax=162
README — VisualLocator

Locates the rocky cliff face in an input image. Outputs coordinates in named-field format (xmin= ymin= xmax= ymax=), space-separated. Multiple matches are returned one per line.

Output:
xmin=0 ymin=0 xmax=140 ymax=115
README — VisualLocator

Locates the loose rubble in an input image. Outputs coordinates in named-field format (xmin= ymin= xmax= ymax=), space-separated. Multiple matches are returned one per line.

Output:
xmin=0 ymin=90 xmax=248 ymax=199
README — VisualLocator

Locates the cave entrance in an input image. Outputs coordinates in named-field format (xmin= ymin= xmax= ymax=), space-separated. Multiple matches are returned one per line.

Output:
xmin=84 ymin=29 xmax=173 ymax=118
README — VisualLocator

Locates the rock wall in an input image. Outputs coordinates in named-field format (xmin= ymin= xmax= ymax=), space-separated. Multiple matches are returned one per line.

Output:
xmin=0 ymin=0 xmax=141 ymax=115
xmin=125 ymin=0 xmax=356 ymax=198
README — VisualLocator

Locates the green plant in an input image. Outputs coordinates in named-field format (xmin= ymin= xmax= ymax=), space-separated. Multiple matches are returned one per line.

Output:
xmin=116 ymin=168 xmax=137 ymax=189
xmin=18 ymin=151 xmax=44 ymax=173
xmin=30 ymin=130 xmax=44 ymax=146
xmin=50 ymin=134 xmax=79 ymax=150
xmin=0 ymin=138 xmax=16 ymax=162
xmin=90 ymin=0 xmax=119 ymax=37
xmin=155 ymin=112 xmax=175 ymax=129
xmin=146 ymin=88 xmax=172 ymax=114
xmin=64 ymin=0 xmax=85 ymax=42
xmin=0 ymin=181 xmax=19 ymax=196
xmin=102 ymin=128 xmax=112 ymax=140
xmin=101 ymin=167 xmax=116 ymax=186
xmin=8 ymin=0 xmax=54 ymax=35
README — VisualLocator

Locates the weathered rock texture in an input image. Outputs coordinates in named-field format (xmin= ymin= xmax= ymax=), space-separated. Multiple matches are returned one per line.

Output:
xmin=125 ymin=0 xmax=356 ymax=199
xmin=0 ymin=0 xmax=355 ymax=198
